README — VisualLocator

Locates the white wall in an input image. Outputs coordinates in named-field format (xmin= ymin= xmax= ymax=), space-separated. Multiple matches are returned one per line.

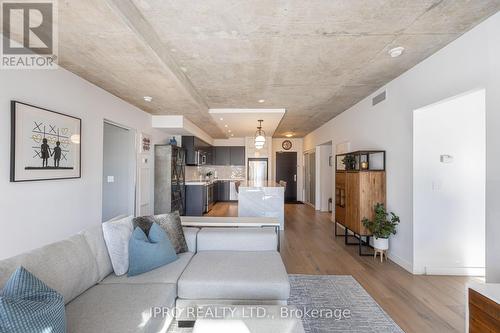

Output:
xmin=272 ymin=138 xmax=304 ymax=201
xmin=413 ymin=89 xmax=485 ymax=275
xmin=0 ymin=69 xmax=170 ymax=259
xmin=304 ymin=12 xmax=500 ymax=278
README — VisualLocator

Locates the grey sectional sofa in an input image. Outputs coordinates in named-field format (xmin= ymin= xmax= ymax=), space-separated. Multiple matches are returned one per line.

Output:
xmin=0 ymin=221 xmax=290 ymax=332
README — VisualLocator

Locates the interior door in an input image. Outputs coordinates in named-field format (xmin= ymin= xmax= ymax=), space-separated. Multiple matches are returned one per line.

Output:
xmin=102 ymin=122 xmax=136 ymax=221
xmin=276 ymin=152 xmax=297 ymax=202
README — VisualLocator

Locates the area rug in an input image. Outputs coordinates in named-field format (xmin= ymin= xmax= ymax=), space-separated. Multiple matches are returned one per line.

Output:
xmin=168 ymin=274 xmax=404 ymax=332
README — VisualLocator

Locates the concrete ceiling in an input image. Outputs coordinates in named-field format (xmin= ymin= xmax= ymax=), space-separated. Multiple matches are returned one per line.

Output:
xmin=208 ymin=109 xmax=286 ymax=137
xmin=54 ymin=0 xmax=500 ymax=138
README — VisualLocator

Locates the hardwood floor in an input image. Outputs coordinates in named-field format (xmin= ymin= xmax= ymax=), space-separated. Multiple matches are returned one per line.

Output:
xmin=206 ymin=202 xmax=480 ymax=333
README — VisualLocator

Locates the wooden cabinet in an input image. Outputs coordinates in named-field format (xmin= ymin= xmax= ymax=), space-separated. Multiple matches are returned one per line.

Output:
xmin=335 ymin=171 xmax=386 ymax=235
xmin=469 ymin=288 xmax=500 ymax=332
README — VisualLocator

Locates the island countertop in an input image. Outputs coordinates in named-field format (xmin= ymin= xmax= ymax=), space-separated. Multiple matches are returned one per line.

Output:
xmin=238 ymin=180 xmax=284 ymax=188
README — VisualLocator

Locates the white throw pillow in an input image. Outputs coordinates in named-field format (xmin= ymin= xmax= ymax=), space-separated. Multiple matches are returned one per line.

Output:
xmin=102 ymin=215 xmax=134 ymax=276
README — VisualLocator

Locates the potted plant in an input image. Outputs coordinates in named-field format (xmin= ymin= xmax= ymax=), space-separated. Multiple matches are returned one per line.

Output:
xmin=342 ymin=154 xmax=356 ymax=170
xmin=362 ymin=203 xmax=400 ymax=251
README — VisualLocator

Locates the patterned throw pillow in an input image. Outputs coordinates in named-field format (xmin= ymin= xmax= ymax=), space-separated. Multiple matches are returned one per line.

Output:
xmin=0 ymin=267 xmax=65 ymax=333
xmin=133 ymin=211 xmax=188 ymax=253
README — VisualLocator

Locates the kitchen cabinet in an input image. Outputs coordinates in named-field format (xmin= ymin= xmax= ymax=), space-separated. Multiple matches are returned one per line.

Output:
xmin=217 ymin=180 xmax=231 ymax=201
xmin=185 ymin=184 xmax=206 ymax=216
xmin=214 ymin=146 xmax=230 ymax=165
xmin=230 ymin=146 xmax=245 ymax=165
xmin=212 ymin=146 xmax=245 ymax=166
xmin=182 ymin=136 xmax=212 ymax=166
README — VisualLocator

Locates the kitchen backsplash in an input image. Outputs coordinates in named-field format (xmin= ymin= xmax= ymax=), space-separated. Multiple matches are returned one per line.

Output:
xmin=185 ymin=165 xmax=245 ymax=181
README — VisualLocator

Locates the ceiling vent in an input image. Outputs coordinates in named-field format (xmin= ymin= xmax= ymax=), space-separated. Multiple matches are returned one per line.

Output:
xmin=372 ymin=91 xmax=386 ymax=106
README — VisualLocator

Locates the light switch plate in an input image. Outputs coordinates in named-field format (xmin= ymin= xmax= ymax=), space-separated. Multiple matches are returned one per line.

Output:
xmin=107 ymin=176 xmax=114 ymax=183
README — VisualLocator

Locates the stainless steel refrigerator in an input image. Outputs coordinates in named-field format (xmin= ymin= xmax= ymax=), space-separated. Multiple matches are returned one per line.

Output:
xmin=247 ymin=158 xmax=268 ymax=182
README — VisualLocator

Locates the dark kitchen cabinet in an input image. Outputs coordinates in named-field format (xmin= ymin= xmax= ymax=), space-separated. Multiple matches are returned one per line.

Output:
xmin=182 ymin=136 xmax=196 ymax=165
xmin=185 ymin=185 xmax=206 ymax=216
xmin=214 ymin=146 xmax=230 ymax=165
xmin=217 ymin=180 xmax=230 ymax=201
xmin=182 ymin=136 xmax=212 ymax=166
xmin=230 ymin=146 xmax=245 ymax=165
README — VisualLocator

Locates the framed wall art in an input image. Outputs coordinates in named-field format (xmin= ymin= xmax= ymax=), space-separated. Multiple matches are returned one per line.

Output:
xmin=10 ymin=101 xmax=82 ymax=182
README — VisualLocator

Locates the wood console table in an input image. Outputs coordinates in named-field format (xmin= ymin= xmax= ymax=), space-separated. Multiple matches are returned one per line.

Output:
xmin=467 ymin=282 xmax=500 ymax=332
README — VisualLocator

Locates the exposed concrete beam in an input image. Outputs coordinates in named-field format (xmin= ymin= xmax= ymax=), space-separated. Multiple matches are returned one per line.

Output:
xmin=104 ymin=0 xmax=209 ymax=111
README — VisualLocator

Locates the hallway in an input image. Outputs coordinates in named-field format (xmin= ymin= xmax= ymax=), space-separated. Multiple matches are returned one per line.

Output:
xmin=206 ymin=202 xmax=478 ymax=333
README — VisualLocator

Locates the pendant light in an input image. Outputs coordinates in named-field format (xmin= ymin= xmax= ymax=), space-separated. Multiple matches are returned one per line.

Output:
xmin=254 ymin=119 xmax=266 ymax=149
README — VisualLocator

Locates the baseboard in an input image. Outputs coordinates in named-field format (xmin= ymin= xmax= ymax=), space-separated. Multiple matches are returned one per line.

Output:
xmin=387 ymin=253 xmax=414 ymax=274
xmin=421 ymin=266 xmax=485 ymax=276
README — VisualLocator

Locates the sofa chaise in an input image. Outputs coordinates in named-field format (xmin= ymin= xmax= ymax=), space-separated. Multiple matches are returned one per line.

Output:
xmin=0 ymin=219 xmax=290 ymax=332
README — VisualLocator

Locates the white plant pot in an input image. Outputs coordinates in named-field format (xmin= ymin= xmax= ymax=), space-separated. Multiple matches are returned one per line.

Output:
xmin=373 ymin=237 xmax=389 ymax=250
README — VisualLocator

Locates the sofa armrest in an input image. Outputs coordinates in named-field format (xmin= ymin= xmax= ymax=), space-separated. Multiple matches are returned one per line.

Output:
xmin=183 ymin=227 xmax=199 ymax=253
xmin=197 ymin=228 xmax=277 ymax=251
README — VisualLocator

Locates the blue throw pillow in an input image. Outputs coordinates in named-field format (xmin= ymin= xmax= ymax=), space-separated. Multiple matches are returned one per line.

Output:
xmin=128 ymin=223 xmax=178 ymax=276
xmin=0 ymin=266 xmax=65 ymax=333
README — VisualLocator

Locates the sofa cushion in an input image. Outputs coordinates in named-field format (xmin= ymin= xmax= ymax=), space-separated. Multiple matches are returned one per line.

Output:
xmin=100 ymin=252 xmax=194 ymax=286
xmin=133 ymin=212 xmax=189 ymax=254
xmin=197 ymin=228 xmax=277 ymax=251
xmin=183 ymin=227 xmax=199 ymax=253
xmin=178 ymin=251 xmax=290 ymax=300
xmin=0 ymin=267 xmax=65 ymax=333
xmin=0 ymin=234 xmax=98 ymax=304
xmin=128 ymin=224 xmax=178 ymax=277
xmin=79 ymin=225 xmax=113 ymax=281
xmin=66 ymin=283 xmax=176 ymax=333
xmin=102 ymin=215 xmax=134 ymax=276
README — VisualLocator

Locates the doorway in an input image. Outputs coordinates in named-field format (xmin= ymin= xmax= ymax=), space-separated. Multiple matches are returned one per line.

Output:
xmin=102 ymin=121 xmax=136 ymax=221
xmin=276 ymin=152 xmax=297 ymax=202
xmin=413 ymin=89 xmax=485 ymax=276
xmin=304 ymin=151 xmax=316 ymax=207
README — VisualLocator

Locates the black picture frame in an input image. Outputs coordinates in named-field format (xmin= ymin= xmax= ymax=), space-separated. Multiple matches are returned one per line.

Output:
xmin=10 ymin=100 xmax=82 ymax=182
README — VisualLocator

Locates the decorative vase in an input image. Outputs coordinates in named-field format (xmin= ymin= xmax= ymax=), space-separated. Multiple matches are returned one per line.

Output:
xmin=373 ymin=237 xmax=389 ymax=250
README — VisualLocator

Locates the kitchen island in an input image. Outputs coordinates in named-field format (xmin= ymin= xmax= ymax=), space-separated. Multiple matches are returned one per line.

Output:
xmin=237 ymin=180 xmax=285 ymax=229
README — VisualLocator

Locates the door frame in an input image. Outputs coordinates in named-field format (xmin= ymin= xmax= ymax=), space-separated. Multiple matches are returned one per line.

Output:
xmin=102 ymin=119 xmax=138 ymax=220
xmin=303 ymin=149 xmax=316 ymax=208
xmin=275 ymin=151 xmax=298 ymax=202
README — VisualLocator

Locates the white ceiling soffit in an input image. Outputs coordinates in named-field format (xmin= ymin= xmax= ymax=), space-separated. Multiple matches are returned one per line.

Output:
xmin=152 ymin=115 xmax=214 ymax=144
xmin=209 ymin=109 xmax=286 ymax=138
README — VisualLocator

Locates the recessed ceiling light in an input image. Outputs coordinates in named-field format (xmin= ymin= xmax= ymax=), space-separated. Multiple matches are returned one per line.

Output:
xmin=258 ymin=99 xmax=265 ymax=103
xmin=231 ymin=134 xmax=234 ymax=137
xmin=143 ymin=96 xmax=153 ymax=102
xmin=285 ymin=133 xmax=293 ymax=138
xmin=219 ymin=117 xmax=224 ymax=121
xmin=389 ymin=46 xmax=405 ymax=58
xmin=228 ymin=130 xmax=231 ymax=133
xmin=224 ymin=124 xmax=228 ymax=128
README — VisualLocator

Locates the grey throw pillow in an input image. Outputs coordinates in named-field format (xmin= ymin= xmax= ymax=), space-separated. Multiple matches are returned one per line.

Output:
xmin=133 ymin=211 xmax=188 ymax=253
